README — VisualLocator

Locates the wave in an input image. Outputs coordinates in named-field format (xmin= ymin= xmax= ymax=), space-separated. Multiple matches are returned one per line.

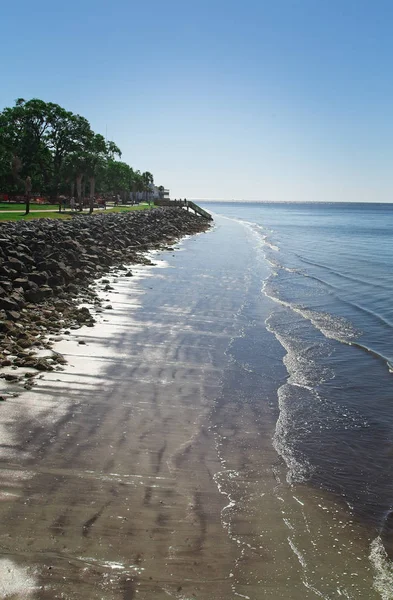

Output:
xmin=263 ymin=280 xmax=359 ymax=342
xmin=266 ymin=255 xmax=393 ymax=335
xmin=348 ymin=341 xmax=393 ymax=371
xmin=263 ymin=269 xmax=393 ymax=375
xmin=273 ymin=383 xmax=314 ymax=484
xmin=264 ymin=238 xmax=279 ymax=252
xmin=298 ymin=255 xmax=391 ymax=293
xmin=266 ymin=309 xmax=368 ymax=484
xmin=370 ymin=537 xmax=393 ymax=600
xmin=225 ymin=218 xmax=281 ymax=254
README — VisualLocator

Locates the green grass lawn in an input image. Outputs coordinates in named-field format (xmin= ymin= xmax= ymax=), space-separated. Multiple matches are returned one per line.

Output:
xmin=106 ymin=204 xmax=153 ymax=212
xmin=0 ymin=203 xmax=154 ymax=221
xmin=0 ymin=211 xmax=72 ymax=221
xmin=0 ymin=203 xmax=59 ymax=211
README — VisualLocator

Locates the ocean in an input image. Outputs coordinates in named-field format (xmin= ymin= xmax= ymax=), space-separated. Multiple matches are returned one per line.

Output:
xmin=201 ymin=201 xmax=393 ymax=598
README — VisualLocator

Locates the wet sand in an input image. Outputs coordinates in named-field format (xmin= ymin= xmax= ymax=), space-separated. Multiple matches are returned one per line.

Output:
xmin=0 ymin=220 xmax=385 ymax=599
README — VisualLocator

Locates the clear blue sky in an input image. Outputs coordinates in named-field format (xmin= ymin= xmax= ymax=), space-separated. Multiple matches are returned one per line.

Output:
xmin=2 ymin=0 xmax=393 ymax=202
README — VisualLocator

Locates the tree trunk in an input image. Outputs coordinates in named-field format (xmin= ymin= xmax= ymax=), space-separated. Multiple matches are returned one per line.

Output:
xmin=70 ymin=180 xmax=75 ymax=198
xmin=89 ymin=176 xmax=95 ymax=199
xmin=89 ymin=177 xmax=95 ymax=214
xmin=82 ymin=180 xmax=87 ymax=210
xmin=24 ymin=176 xmax=32 ymax=216
xmin=76 ymin=174 xmax=83 ymax=211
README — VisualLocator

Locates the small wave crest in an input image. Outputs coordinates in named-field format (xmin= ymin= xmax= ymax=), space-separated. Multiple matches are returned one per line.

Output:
xmin=264 ymin=238 xmax=279 ymax=252
xmin=225 ymin=217 xmax=281 ymax=255
xmin=273 ymin=383 xmax=314 ymax=484
xmin=370 ymin=536 xmax=393 ymax=599
xmin=264 ymin=277 xmax=360 ymax=344
xmin=266 ymin=307 xmax=369 ymax=486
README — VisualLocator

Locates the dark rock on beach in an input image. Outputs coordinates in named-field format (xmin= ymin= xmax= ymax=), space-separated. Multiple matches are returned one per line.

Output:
xmin=0 ymin=208 xmax=210 ymax=374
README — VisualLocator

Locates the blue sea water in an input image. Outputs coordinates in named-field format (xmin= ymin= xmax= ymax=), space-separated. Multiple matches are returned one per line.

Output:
xmin=202 ymin=202 xmax=393 ymax=552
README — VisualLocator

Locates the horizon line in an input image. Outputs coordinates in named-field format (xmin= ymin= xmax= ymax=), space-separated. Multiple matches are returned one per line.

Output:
xmin=188 ymin=198 xmax=393 ymax=204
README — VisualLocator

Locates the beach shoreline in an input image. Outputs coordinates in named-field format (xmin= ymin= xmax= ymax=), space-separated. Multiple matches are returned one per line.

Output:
xmin=0 ymin=214 xmax=387 ymax=599
xmin=0 ymin=230 xmax=238 ymax=599
xmin=0 ymin=208 xmax=210 ymax=394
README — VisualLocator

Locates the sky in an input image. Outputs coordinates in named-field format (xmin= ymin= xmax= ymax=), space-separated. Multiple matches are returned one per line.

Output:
xmin=2 ymin=0 xmax=393 ymax=202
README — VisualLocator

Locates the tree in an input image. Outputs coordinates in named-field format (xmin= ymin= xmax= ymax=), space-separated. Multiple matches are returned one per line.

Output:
xmin=0 ymin=99 xmax=53 ymax=200
xmin=61 ymin=151 xmax=85 ymax=209
xmin=0 ymin=98 xmax=92 ymax=207
xmin=0 ymin=97 xmax=161 ymax=213
xmin=84 ymin=135 xmax=121 ymax=213
xmin=63 ymin=135 xmax=121 ymax=213
xmin=45 ymin=104 xmax=92 ymax=197
xmin=141 ymin=171 xmax=154 ymax=204
xmin=25 ymin=176 xmax=32 ymax=215
xmin=130 ymin=170 xmax=144 ymax=204
xmin=104 ymin=160 xmax=134 ymax=201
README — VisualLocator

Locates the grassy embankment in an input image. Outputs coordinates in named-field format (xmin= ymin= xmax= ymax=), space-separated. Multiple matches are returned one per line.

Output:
xmin=0 ymin=203 xmax=153 ymax=221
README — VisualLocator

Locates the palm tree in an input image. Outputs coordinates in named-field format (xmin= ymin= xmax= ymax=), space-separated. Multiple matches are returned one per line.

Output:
xmin=131 ymin=170 xmax=144 ymax=204
xmin=141 ymin=171 xmax=154 ymax=204
xmin=85 ymin=136 xmax=121 ymax=213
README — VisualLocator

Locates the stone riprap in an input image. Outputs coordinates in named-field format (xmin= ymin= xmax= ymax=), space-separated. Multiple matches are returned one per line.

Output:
xmin=0 ymin=208 xmax=210 ymax=378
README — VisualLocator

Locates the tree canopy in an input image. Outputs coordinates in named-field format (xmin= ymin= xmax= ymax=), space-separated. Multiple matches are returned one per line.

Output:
xmin=0 ymin=98 xmax=160 ymax=204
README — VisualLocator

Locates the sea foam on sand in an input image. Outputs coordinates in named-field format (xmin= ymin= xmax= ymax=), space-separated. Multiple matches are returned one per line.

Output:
xmin=0 ymin=558 xmax=37 ymax=598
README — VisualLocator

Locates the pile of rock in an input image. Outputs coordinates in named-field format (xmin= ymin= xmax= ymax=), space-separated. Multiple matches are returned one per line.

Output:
xmin=0 ymin=208 xmax=210 ymax=372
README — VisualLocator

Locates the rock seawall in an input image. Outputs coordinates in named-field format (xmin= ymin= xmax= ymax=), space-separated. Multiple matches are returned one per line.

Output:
xmin=0 ymin=208 xmax=211 ymax=375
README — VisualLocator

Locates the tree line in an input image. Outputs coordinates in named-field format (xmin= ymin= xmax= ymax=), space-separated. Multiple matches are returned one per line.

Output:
xmin=0 ymin=98 xmax=159 ymax=213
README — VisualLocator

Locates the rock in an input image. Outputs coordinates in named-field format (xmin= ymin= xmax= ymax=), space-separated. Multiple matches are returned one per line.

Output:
xmin=25 ymin=289 xmax=43 ymax=303
xmin=0 ymin=280 xmax=12 ymax=293
xmin=0 ymin=320 xmax=15 ymax=334
xmin=39 ymin=286 xmax=53 ymax=298
xmin=10 ymin=292 xmax=25 ymax=308
xmin=0 ymin=298 xmax=20 ymax=312
xmin=0 ymin=208 xmax=211 ymax=374
xmin=28 ymin=272 xmax=48 ymax=286
xmin=48 ymin=275 xmax=65 ymax=287
xmin=6 ymin=311 xmax=21 ymax=321
xmin=66 ymin=283 xmax=79 ymax=295
xmin=0 ymin=266 xmax=18 ymax=279
xmin=13 ymin=278 xmax=30 ymax=290
xmin=1 ymin=373 xmax=19 ymax=382
xmin=5 ymin=256 xmax=25 ymax=272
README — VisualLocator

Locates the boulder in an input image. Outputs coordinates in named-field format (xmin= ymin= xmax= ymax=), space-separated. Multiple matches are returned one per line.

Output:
xmin=0 ymin=298 xmax=20 ymax=312
xmin=5 ymin=256 xmax=25 ymax=272
xmin=28 ymin=272 xmax=48 ymax=286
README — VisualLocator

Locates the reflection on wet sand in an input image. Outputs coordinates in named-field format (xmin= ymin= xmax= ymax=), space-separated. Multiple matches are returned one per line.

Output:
xmin=0 ymin=233 xmax=251 ymax=599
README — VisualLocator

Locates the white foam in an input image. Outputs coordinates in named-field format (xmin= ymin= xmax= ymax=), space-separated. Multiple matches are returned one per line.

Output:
xmin=369 ymin=536 xmax=393 ymax=599
xmin=0 ymin=559 xmax=37 ymax=598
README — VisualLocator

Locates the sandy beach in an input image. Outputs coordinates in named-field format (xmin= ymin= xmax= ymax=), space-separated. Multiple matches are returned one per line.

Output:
xmin=0 ymin=216 xmax=385 ymax=599
xmin=0 ymin=223 xmax=244 ymax=599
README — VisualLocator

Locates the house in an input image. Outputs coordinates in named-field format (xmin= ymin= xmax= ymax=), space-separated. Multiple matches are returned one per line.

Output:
xmin=151 ymin=185 xmax=170 ymax=200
